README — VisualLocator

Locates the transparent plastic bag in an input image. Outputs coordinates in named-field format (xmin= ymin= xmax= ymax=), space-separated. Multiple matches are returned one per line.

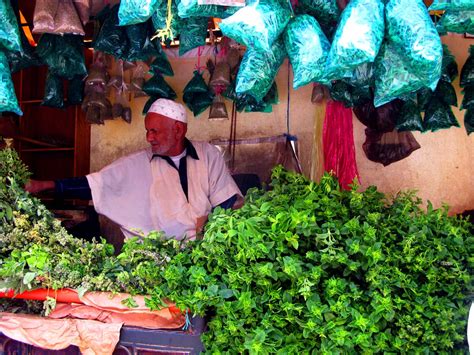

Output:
xmin=0 ymin=0 xmax=22 ymax=52
xmin=438 ymin=11 xmax=474 ymax=34
xmin=118 ymin=0 xmax=161 ymax=26
xmin=325 ymin=0 xmax=384 ymax=81
xmin=353 ymin=98 xmax=401 ymax=132
xmin=0 ymin=51 xmax=22 ymax=115
xmin=53 ymin=0 xmax=85 ymax=35
xmin=423 ymin=100 xmax=460 ymax=132
xmin=465 ymin=108 xmax=474 ymax=135
xmin=178 ymin=17 xmax=208 ymax=56
xmin=295 ymin=0 xmax=340 ymax=37
xmin=236 ymin=38 xmax=286 ymax=102
xmin=130 ymin=62 xmax=148 ymax=97
xmin=209 ymin=94 xmax=228 ymax=120
xmin=396 ymin=100 xmax=424 ymax=132
xmin=33 ymin=0 xmax=59 ymax=34
xmin=177 ymin=0 xmax=238 ymax=18
xmin=107 ymin=59 xmax=125 ymax=90
xmin=143 ymin=73 xmax=177 ymax=100
xmin=311 ymin=83 xmax=328 ymax=104
xmin=460 ymin=46 xmax=474 ymax=87
xmin=429 ymin=0 xmax=474 ymax=11
xmin=42 ymin=72 xmax=65 ymax=108
xmin=284 ymin=15 xmax=331 ymax=89
xmin=209 ymin=62 xmax=231 ymax=94
xmin=183 ymin=71 xmax=213 ymax=116
xmin=219 ymin=0 xmax=291 ymax=52
xmin=73 ymin=0 xmax=91 ymax=25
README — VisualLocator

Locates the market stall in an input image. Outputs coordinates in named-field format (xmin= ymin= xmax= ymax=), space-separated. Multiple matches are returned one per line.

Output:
xmin=0 ymin=0 xmax=473 ymax=353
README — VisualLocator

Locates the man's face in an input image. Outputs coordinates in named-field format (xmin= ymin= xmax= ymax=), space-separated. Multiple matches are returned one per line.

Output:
xmin=145 ymin=113 xmax=185 ymax=156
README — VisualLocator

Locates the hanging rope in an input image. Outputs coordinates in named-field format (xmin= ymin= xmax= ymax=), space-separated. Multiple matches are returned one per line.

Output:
xmin=286 ymin=60 xmax=291 ymax=135
xmin=228 ymin=102 xmax=238 ymax=171
xmin=194 ymin=46 xmax=206 ymax=73
xmin=151 ymin=0 xmax=174 ymax=42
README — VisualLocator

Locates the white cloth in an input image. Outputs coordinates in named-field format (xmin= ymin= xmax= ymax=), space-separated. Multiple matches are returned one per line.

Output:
xmin=86 ymin=141 xmax=242 ymax=240
xmin=148 ymin=98 xmax=187 ymax=123
xmin=468 ymin=302 xmax=473 ymax=355
xmin=170 ymin=149 xmax=186 ymax=169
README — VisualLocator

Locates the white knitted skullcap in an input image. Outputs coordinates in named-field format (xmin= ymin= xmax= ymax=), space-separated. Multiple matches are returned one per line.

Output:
xmin=148 ymin=98 xmax=187 ymax=124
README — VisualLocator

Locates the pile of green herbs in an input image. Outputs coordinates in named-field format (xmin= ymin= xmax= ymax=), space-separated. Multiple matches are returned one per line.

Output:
xmin=0 ymin=148 xmax=472 ymax=353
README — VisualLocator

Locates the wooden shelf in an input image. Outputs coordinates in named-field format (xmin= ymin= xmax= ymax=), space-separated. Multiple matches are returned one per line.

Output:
xmin=21 ymin=147 xmax=74 ymax=153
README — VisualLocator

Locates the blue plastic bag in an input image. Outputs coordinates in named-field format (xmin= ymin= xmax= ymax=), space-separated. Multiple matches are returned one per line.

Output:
xmin=0 ymin=0 xmax=22 ymax=52
xmin=177 ymin=0 xmax=238 ymax=18
xmin=284 ymin=15 xmax=331 ymax=89
xmin=0 ymin=51 xmax=22 ymax=115
xmin=430 ymin=0 xmax=474 ymax=11
xmin=118 ymin=0 xmax=161 ymax=25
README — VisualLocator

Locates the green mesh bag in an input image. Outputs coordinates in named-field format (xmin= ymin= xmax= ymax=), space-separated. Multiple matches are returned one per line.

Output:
xmin=143 ymin=73 xmax=177 ymax=99
xmin=284 ymin=15 xmax=331 ymax=89
xmin=396 ymin=100 xmax=424 ymax=132
xmin=385 ymin=0 xmax=443 ymax=91
xmin=325 ymin=0 xmax=384 ymax=81
xmin=7 ymin=28 xmax=42 ymax=73
xmin=219 ymin=0 xmax=291 ymax=52
xmin=118 ymin=0 xmax=161 ymax=25
xmin=183 ymin=71 xmax=213 ymax=116
xmin=42 ymin=72 xmax=64 ymax=109
xmin=460 ymin=46 xmax=474 ymax=87
xmin=150 ymin=50 xmax=174 ymax=76
xmin=178 ymin=17 xmax=208 ymax=56
xmin=94 ymin=5 xmax=128 ymax=59
xmin=438 ymin=11 xmax=474 ymax=34
xmin=441 ymin=44 xmax=458 ymax=83
xmin=465 ymin=108 xmax=474 ymax=134
xmin=235 ymin=38 xmax=286 ymax=102
xmin=177 ymin=0 xmax=238 ymax=18
xmin=0 ymin=50 xmax=22 ymax=115
xmin=0 ymin=0 xmax=22 ymax=52
xmin=429 ymin=0 xmax=474 ymax=11
xmin=461 ymin=86 xmax=474 ymax=110
xmin=423 ymin=99 xmax=460 ymax=132
xmin=295 ymin=0 xmax=340 ymax=37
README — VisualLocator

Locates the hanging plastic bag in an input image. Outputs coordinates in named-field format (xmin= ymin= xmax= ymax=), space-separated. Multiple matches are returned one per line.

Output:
xmin=130 ymin=63 xmax=148 ymax=97
xmin=396 ymin=100 xmax=424 ymax=132
xmin=53 ymin=0 xmax=85 ymax=35
xmin=33 ymin=0 xmax=59 ymax=34
xmin=429 ymin=0 xmax=474 ymax=11
xmin=438 ymin=11 xmax=474 ymax=34
xmin=295 ymin=0 xmax=340 ymax=37
xmin=178 ymin=17 xmax=208 ymax=56
xmin=94 ymin=5 xmax=128 ymax=59
xmin=311 ymin=83 xmax=329 ymax=104
xmin=323 ymin=100 xmax=359 ymax=189
xmin=219 ymin=0 xmax=292 ymax=53
xmin=183 ymin=71 xmax=213 ymax=116
xmin=209 ymin=94 xmax=228 ymax=120
xmin=125 ymin=22 xmax=159 ymax=61
xmin=363 ymin=129 xmax=421 ymax=166
xmin=244 ymin=82 xmax=278 ymax=113
xmin=152 ymin=0 xmax=182 ymax=45
xmin=42 ymin=72 xmax=65 ymax=108
xmin=143 ymin=73 xmax=177 ymax=100
xmin=284 ymin=15 xmax=331 ymax=89
xmin=353 ymin=98 xmax=401 ymax=132
xmin=118 ymin=0 xmax=161 ymax=26
xmin=149 ymin=50 xmax=174 ymax=77
xmin=441 ymin=44 xmax=458 ymax=83
xmin=68 ymin=75 xmax=84 ymax=105
xmin=325 ymin=0 xmax=384 ymax=81
xmin=0 ymin=51 xmax=22 ymax=115
xmin=0 ymin=0 xmax=22 ymax=52
xmin=107 ymin=59 xmax=125 ymax=90
xmin=461 ymin=87 xmax=474 ymax=110
xmin=73 ymin=0 xmax=91 ymax=25
xmin=142 ymin=95 xmax=159 ymax=114
xmin=423 ymin=99 xmax=460 ymax=132
xmin=385 ymin=0 xmax=442 ymax=90
xmin=465 ymin=109 xmax=474 ymax=135
xmin=7 ymin=29 xmax=43 ymax=73
xmin=460 ymin=46 xmax=474 ymax=88
xmin=329 ymin=81 xmax=354 ymax=107
xmin=236 ymin=38 xmax=285 ymax=102
xmin=177 ymin=0 xmax=238 ymax=18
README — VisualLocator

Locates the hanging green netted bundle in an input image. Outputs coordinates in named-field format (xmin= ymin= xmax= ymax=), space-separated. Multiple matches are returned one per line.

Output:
xmin=150 ymin=50 xmax=174 ymax=76
xmin=235 ymin=38 xmax=286 ymax=102
xmin=0 ymin=0 xmax=22 ymax=53
xmin=294 ymin=0 xmax=340 ymax=37
xmin=465 ymin=108 xmax=474 ymax=134
xmin=183 ymin=71 xmax=213 ymax=116
xmin=438 ymin=11 xmax=474 ymax=35
xmin=325 ymin=0 xmax=384 ymax=81
xmin=94 ymin=5 xmax=128 ymax=59
xmin=461 ymin=86 xmax=474 ymax=110
xmin=177 ymin=0 xmax=238 ymax=19
xmin=219 ymin=0 xmax=291 ymax=52
xmin=42 ymin=72 xmax=64 ymax=109
xmin=0 ymin=51 xmax=22 ymax=115
xmin=396 ymin=100 xmax=424 ymax=132
xmin=423 ymin=99 xmax=460 ymax=132
xmin=36 ymin=34 xmax=87 ymax=80
xmin=385 ymin=0 xmax=442 ymax=91
xmin=460 ymin=46 xmax=474 ymax=87
xmin=7 ymin=29 xmax=42 ymax=73
xmin=178 ymin=17 xmax=208 ymax=56
xmin=441 ymin=44 xmax=458 ymax=83
xmin=125 ymin=21 xmax=159 ymax=61
xmin=284 ymin=15 xmax=331 ymax=89
xmin=429 ymin=0 xmax=474 ymax=11
xmin=118 ymin=0 xmax=161 ymax=25
xmin=143 ymin=73 xmax=177 ymax=99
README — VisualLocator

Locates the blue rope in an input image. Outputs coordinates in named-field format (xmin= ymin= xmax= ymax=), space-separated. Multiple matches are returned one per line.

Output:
xmin=182 ymin=309 xmax=192 ymax=331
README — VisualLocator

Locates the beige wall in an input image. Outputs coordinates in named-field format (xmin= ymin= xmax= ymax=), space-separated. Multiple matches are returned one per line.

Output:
xmin=91 ymin=33 xmax=473 ymax=214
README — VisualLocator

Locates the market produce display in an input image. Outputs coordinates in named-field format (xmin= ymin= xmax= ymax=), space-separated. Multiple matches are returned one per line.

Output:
xmin=1 ymin=148 xmax=472 ymax=353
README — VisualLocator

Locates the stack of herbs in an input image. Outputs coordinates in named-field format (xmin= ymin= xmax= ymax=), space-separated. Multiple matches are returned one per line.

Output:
xmin=0 ymin=148 xmax=472 ymax=353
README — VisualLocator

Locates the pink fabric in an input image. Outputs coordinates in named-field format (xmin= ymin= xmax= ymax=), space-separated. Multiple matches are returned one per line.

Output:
xmin=323 ymin=101 xmax=360 ymax=189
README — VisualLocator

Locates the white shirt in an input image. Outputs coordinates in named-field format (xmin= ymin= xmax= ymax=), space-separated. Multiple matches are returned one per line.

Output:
xmin=86 ymin=140 xmax=242 ymax=240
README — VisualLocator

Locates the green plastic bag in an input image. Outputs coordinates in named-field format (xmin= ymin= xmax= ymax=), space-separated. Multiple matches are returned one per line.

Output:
xmin=438 ymin=11 xmax=474 ymax=34
xmin=143 ymin=95 xmax=158 ymax=114
xmin=152 ymin=0 xmax=182 ymax=44
xmin=430 ymin=0 xmax=474 ymax=11
xmin=236 ymin=38 xmax=286 ymax=102
xmin=465 ymin=108 xmax=474 ymax=134
xmin=7 ymin=29 xmax=42 ymax=73
xmin=177 ymin=0 xmax=238 ymax=18
xmin=423 ymin=100 xmax=460 ymax=132
xmin=385 ymin=0 xmax=442 ymax=91
xmin=143 ymin=73 xmax=177 ymax=99
xmin=179 ymin=17 xmax=208 ymax=56
xmin=125 ymin=21 xmax=159 ymax=61
xmin=329 ymin=81 xmax=354 ymax=107
xmin=284 ymin=15 xmax=331 ymax=89
xmin=0 ymin=50 xmax=22 ymax=115
xmin=183 ymin=71 xmax=213 ymax=116
xmin=342 ymin=62 xmax=374 ymax=106
xmin=460 ymin=46 xmax=474 ymax=87
xmin=150 ymin=50 xmax=174 ymax=76
xmin=441 ymin=44 xmax=458 ymax=83
xmin=68 ymin=75 xmax=84 ymax=105
xmin=244 ymin=82 xmax=278 ymax=113
xmin=118 ymin=0 xmax=161 ymax=26
xmin=0 ymin=0 xmax=22 ymax=52
xmin=325 ymin=0 xmax=384 ymax=81
xmin=396 ymin=100 xmax=424 ymax=132
xmin=42 ymin=72 xmax=64 ymax=108
xmin=461 ymin=86 xmax=474 ymax=110
xmin=295 ymin=0 xmax=340 ymax=37
xmin=219 ymin=0 xmax=291 ymax=52
xmin=94 ymin=5 xmax=128 ymax=59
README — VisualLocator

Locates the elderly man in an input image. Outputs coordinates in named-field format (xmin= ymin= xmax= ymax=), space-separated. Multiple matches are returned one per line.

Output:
xmin=26 ymin=99 xmax=243 ymax=240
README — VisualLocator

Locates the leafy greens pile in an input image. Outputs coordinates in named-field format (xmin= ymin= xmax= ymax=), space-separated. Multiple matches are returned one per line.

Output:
xmin=0 ymin=148 xmax=472 ymax=353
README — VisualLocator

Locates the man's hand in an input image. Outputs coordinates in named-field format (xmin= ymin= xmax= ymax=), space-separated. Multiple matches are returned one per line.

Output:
xmin=24 ymin=180 xmax=55 ymax=194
